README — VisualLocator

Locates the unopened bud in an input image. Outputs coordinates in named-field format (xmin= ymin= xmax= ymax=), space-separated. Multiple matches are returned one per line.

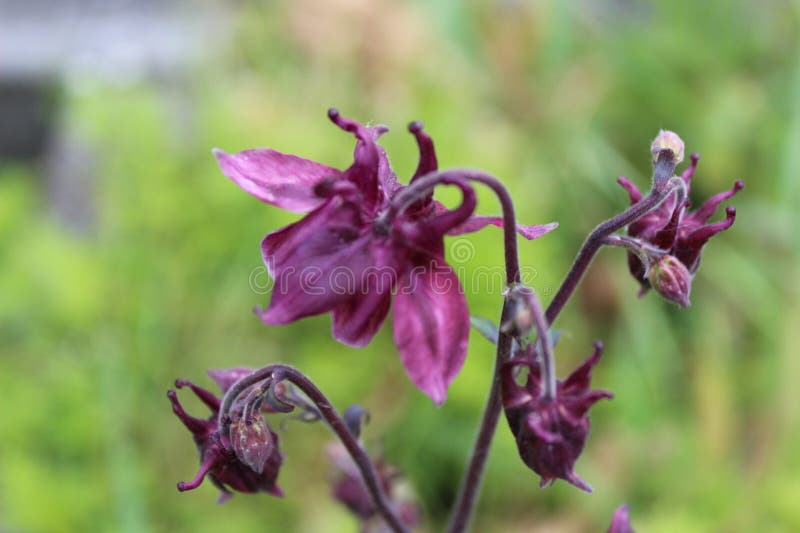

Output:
xmin=231 ymin=415 xmax=275 ymax=474
xmin=607 ymin=504 xmax=635 ymax=533
xmin=501 ymin=284 xmax=537 ymax=337
xmin=651 ymin=130 xmax=684 ymax=165
xmin=648 ymin=254 xmax=692 ymax=307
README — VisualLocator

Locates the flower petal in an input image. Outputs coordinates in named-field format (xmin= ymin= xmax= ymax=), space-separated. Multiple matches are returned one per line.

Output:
xmin=331 ymin=254 xmax=396 ymax=347
xmin=446 ymin=211 xmax=558 ymax=240
xmin=207 ymin=367 xmax=254 ymax=394
xmin=426 ymin=200 xmax=557 ymax=240
xmin=607 ymin=504 xmax=634 ymax=533
xmin=560 ymin=341 xmax=604 ymax=396
xmin=214 ymin=148 xmax=337 ymax=213
xmin=257 ymin=199 xmax=371 ymax=324
xmin=392 ymin=258 xmax=469 ymax=405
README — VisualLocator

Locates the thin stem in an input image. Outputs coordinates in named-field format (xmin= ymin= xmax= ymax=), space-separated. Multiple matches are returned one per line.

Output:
xmin=413 ymin=170 xmax=550 ymax=533
xmin=219 ymin=365 xmax=408 ymax=533
xmin=446 ymin=316 xmax=510 ymax=533
xmin=388 ymin=169 xmax=521 ymax=283
xmin=545 ymin=151 xmax=679 ymax=324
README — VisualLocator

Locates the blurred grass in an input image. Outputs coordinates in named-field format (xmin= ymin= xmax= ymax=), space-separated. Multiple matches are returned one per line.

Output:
xmin=1 ymin=0 xmax=799 ymax=531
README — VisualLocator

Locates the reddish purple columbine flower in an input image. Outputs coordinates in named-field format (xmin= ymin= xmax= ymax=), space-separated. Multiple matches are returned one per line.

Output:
xmin=167 ymin=370 xmax=284 ymax=502
xmin=501 ymin=341 xmax=612 ymax=491
xmin=606 ymin=504 xmax=635 ymax=533
xmin=618 ymin=131 xmax=742 ymax=299
xmin=327 ymin=443 xmax=419 ymax=533
xmin=215 ymin=109 xmax=556 ymax=404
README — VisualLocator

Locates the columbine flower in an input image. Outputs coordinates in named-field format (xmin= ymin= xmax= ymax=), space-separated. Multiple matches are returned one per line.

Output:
xmin=167 ymin=373 xmax=283 ymax=502
xmin=327 ymin=443 xmax=418 ymax=533
xmin=500 ymin=341 xmax=612 ymax=491
xmin=215 ymin=109 xmax=556 ymax=404
xmin=618 ymin=132 xmax=742 ymax=299
xmin=606 ymin=504 xmax=635 ymax=533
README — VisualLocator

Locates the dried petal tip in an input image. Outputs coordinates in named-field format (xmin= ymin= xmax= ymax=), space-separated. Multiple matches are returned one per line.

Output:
xmin=327 ymin=107 xmax=340 ymax=120
xmin=651 ymin=130 xmax=685 ymax=164
xmin=607 ymin=504 xmax=635 ymax=533
xmin=648 ymin=254 xmax=692 ymax=307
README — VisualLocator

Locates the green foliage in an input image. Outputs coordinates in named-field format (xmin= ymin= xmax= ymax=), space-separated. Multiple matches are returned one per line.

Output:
xmin=1 ymin=1 xmax=798 ymax=531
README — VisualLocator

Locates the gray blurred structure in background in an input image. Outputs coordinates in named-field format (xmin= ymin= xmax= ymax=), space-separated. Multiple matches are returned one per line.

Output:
xmin=0 ymin=0 xmax=230 ymax=230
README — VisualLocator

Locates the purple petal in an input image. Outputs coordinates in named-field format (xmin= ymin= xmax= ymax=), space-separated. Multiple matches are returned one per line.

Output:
xmin=617 ymin=177 xmax=643 ymax=204
xmin=328 ymin=110 xmax=384 ymax=213
xmin=257 ymin=200 xmax=372 ymax=325
xmin=392 ymin=259 xmax=469 ymax=405
xmin=408 ymin=121 xmax=438 ymax=183
xmin=214 ymin=148 xmax=338 ymax=213
xmin=560 ymin=341 xmax=604 ymax=395
xmin=447 ymin=213 xmax=559 ymax=240
xmin=607 ymin=504 xmax=634 ymax=533
xmin=331 ymin=250 xmax=396 ymax=347
xmin=207 ymin=367 xmax=254 ymax=394
xmin=685 ymin=180 xmax=743 ymax=226
xmin=372 ymin=126 xmax=404 ymax=199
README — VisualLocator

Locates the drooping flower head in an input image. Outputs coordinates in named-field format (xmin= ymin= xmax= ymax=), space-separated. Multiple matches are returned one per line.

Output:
xmin=215 ymin=109 xmax=557 ymax=404
xmin=327 ymin=443 xmax=419 ymax=533
xmin=618 ymin=131 xmax=742 ymax=300
xmin=606 ymin=504 xmax=635 ymax=533
xmin=167 ymin=369 xmax=284 ymax=502
xmin=501 ymin=341 xmax=612 ymax=491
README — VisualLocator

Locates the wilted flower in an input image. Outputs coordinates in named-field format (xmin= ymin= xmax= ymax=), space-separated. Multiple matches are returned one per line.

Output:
xmin=167 ymin=374 xmax=283 ymax=502
xmin=619 ymin=132 xmax=742 ymax=300
xmin=501 ymin=341 xmax=612 ymax=491
xmin=327 ymin=443 xmax=418 ymax=533
xmin=215 ymin=109 xmax=556 ymax=404
xmin=606 ymin=504 xmax=635 ymax=533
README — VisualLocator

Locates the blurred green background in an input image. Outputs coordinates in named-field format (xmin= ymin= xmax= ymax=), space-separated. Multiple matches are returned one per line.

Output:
xmin=1 ymin=1 xmax=799 ymax=531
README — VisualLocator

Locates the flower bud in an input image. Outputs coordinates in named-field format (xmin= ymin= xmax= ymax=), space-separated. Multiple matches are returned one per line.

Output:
xmin=231 ymin=415 xmax=275 ymax=474
xmin=607 ymin=504 xmax=635 ymax=533
xmin=327 ymin=443 xmax=419 ymax=532
xmin=647 ymin=254 xmax=692 ymax=307
xmin=501 ymin=283 xmax=537 ymax=338
xmin=651 ymin=129 xmax=684 ymax=164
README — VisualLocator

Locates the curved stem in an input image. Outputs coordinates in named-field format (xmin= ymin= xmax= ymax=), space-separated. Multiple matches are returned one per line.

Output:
xmin=396 ymin=169 xmax=521 ymax=284
xmin=219 ymin=365 xmax=408 ymax=533
xmin=545 ymin=152 xmax=680 ymax=324
xmin=402 ymin=169 xmax=550 ymax=533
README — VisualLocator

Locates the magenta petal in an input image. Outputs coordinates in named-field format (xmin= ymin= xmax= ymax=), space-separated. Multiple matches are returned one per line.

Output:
xmin=607 ymin=504 xmax=634 ymax=533
xmin=330 ymin=243 xmax=397 ymax=347
xmin=214 ymin=148 xmax=338 ymax=213
xmin=331 ymin=252 xmax=396 ymax=348
xmin=392 ymin=259 xmax=469 ymax=405
xmin=332 ymin=292 xmax=392 ymax=347
xmin=258 ymin=200 xmax=371 ymax=324
xmin=447 ymin=214 xmax=558 ymax=240
xmin=207 ymin=367 xmax=254 ymax=394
